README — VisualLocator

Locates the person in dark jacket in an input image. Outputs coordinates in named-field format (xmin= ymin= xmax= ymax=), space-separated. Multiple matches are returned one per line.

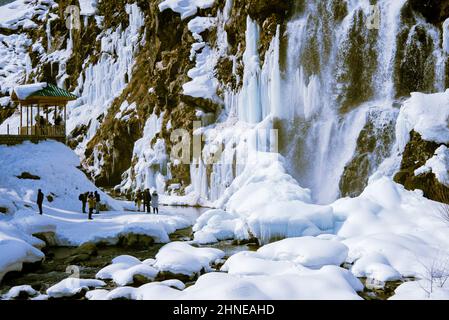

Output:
xmin=94 ymin=191 xmax=101 ymax=214
xmin=135 ymin=190 xmax=143 ymax=212
xmin=87 ymin=192 xmax=96 ymax=220
xmin=37 ymin=189 xmax=44 ymax=215
xmin=79 ymin=193 xmax=87 ymax=213
xmin=143 ymin=189 xmax=151 ymax=213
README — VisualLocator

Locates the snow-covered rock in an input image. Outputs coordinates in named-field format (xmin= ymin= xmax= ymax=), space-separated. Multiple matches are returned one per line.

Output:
xmin=96 ymin=255 xmax=158 ymax=286
xmin=153 ymin=242 xmax=225 ymax=276
xmin=1 ymin=285 xmax=38 ymax=300
xmin=159 ymin=0 xmax=216 ymax=20
xmin=46 ymin=278 xmax=106 ymax=299
xmin=192 ymin=209 xmax=249 ymax=244
xmin=256 ymin=236 xmax=349 ymax=269
xmin=415 ymin=145 xmax=449 ymax=186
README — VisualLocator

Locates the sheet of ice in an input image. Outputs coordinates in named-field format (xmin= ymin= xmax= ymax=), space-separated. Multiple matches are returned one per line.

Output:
xmin=153 ymin=242 xmax=225 ymax=276
xmin=46 ymin=278 xmax=106 ymax=298
xmin=256 ymin=237 xmax=349 ymax=269
xmin=415 ymin=145 xmax=449 ymax=186
xmin=396 ymin=90 xmax=449 ymax=151
xmin=158 ymin=0 xmax=215 ymax=20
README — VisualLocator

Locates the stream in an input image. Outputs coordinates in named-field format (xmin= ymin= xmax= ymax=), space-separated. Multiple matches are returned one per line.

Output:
xmin=0 ymin=206 xmax=405 ymax=300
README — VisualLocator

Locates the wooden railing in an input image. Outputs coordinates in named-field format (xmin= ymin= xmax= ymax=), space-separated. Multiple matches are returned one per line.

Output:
xmin=0 ymin=125 xmax=66 ymax=145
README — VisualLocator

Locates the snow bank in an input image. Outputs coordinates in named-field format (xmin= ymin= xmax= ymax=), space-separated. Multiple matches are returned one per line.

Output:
xmin=0 ymin=141 xmax=121 ymax=213
xmin=180 ymin=269 xmax=363 ymax=300
xmin=396 ymin=90 xmax=449 ymax=151
xmin=96 ymin=255 xmax=158 ymax=286
xmin=390 ymin=280 xmax=449 ymax=300
xmin=46 ymin=278 xmax=106 ymax=298
xmin=1 ymin=285 xmax=38 ymax=300
xmin=333 ymin=177 xmax=449 ymax=282
xmin=0 ymin=221 xmax=45 ymax=283
xmin=256 ymin=237 xmax=348 ymax=269
xmin=153 ymin=242 xmax=224 ymax=276
xmin=415 ymin=145 xmax=449 ymax=186
xmin=159 ymin=0 xmax=215 ymax=20
xmin=192 ymin=209 xmax=249 ymax=244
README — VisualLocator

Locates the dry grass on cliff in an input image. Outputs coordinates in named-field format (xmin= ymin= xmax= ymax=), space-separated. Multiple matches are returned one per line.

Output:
xmin=430 ymin=182 xmax=449 ymax=226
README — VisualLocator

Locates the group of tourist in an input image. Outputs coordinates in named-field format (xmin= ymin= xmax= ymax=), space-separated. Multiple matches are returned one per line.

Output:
xmin=36 ymin=188 xmax=160 ymax=220
xmin=78 ymin=191 xmax=101 ymax=220
xmin=134 ymin=189 xmax=159 ymax=214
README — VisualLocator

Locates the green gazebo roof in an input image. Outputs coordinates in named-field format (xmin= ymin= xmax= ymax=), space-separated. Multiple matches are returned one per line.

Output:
xmin=30 ymin=83 xmax=77 ymax=100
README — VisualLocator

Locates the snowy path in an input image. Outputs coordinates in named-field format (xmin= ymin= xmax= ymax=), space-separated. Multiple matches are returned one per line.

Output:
xmin=12 ymin=203 xmax=203 ymax=246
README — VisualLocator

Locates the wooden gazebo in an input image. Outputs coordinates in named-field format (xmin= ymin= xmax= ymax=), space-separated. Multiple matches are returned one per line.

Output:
xmin=0 ymin=83 xmax=77 ymax=145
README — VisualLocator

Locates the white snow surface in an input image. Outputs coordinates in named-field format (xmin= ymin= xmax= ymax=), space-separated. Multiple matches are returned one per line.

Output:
xmin=46 ymin=278 xmax=106 ymax=298
xmin=396 ymin=90 xmax=449 ymax=151
xmin=415 ymin=145 xmax=449 ymax=186
xmin=153 ymin=242 xmax=225 ymax=276
xmin=96 ymin=255 xmax=158 ymax=286
xmin=13 ymin=82 xmax=47 ymax=100
xmin=1 ymin=285 xmax=38 ymax=300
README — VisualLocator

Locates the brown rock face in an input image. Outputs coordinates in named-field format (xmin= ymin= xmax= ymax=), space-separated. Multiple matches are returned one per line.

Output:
xmin=394 ymin=131 xmax=449 ymax=203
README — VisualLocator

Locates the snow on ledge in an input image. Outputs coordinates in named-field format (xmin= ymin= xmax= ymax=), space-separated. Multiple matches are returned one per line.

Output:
xmin=158 ymin=0 xmax=216 ymax=20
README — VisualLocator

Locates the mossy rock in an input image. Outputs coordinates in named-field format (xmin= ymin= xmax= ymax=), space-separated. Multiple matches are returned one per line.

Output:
xmin=16 ymin=172 xmax=41 ymax=180
xmin=117 ymin=233 xmax=155 ymax=249
xmin=75 ymin=242 xmax=98 ymax=256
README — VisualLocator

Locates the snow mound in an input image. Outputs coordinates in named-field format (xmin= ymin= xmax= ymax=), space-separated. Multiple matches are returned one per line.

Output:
xmin=153 ymin=242 xmax=225 ymax=276
xmin=396 ymin=90 xmax=449 ymax=151
xmin=1 ymin=285 xmax=38 ymax=300
xmin=390 ymin=280 xmax=449 ymax=300
xmin=159 ymin=0 xmax=215 ymax=20
xmin=192 ymin=209 xmax=249 ymax=244
xmin=333 ymin=177 xmax=449 ymax=282
xmin=415 ymin=145 xmax=449 ymax=186
xmin=96 ymin=255 xmax=158 ymax=286
xmin=256 ymin=236 xmax=349 ymax=269
xmin=0 ymin=221 xmax=45 ymax=283
xmin=181 ymin=268 xmax=363 ymax=300
xmin=46 ymin=278 xmax=106 ymax=298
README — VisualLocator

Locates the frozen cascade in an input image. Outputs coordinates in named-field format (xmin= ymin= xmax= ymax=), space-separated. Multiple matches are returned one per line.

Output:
xmin=68 ymin=3 xmax=145 ymax=159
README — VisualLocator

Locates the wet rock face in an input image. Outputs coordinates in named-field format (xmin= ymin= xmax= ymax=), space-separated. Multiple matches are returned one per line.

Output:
xmin=340 ymin=109 xmax=397 ymax=198
xmin=409 ymin=0 xmax=449 ymax=25
xmin=394 ymin=131 xmax=449 ymax=202
xmin=117 ymin=233 xmax=155 ymax=249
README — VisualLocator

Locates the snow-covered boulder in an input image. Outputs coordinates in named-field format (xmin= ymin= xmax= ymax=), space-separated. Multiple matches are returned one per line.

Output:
xmin=153 ymin=242 xmax=225 ymax=277
xmin=96 ymin=255 xmax=158 ymax=286
xmin=0 ymin=221 xmax=45 ymax=283
xmin=1 ymin=285 xmax=38 ymax=300
xmin=193 ymin=209 xmax=250 ymax=244
xmin=46 ymin=278 xmax=106 ymax=299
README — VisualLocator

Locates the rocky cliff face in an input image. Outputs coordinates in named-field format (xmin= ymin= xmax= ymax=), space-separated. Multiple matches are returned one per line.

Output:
xmin=1 ymin=0 xmax=449 ymax=204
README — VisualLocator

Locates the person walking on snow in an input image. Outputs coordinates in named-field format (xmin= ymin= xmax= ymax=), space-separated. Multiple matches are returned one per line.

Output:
xmin=94 ymin=191 xmax=101 ymax=214
xmin=135 ymin=190 xmax=143 ymax=212
xmin=151 ymin=191 xmax=159 ymax=214
xmin=87 ymin=192 xmax=96 ymax=220
xmin=143 ymin=189 xmax=151 ymax=214
xmin=79 ymin=192 xmax=87 ymax=213
xmin=37 ymin=189 xmax=44 ymax=215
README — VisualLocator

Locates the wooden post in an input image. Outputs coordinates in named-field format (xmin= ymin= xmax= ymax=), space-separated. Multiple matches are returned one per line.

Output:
xmin=46 ymin=106 xmax=49 ymax=135
xmin=7 ymin=124 xmax=9 ymax=135
xmin=26 ymin=106 xmax=29 ymax=135
xmin=30 ymin=105 xmax=33 ymax=136
xmin=20 ymin=105 xmax=22 ymax=134
xmin=37 ymin=104 xmax=40 ymax=136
